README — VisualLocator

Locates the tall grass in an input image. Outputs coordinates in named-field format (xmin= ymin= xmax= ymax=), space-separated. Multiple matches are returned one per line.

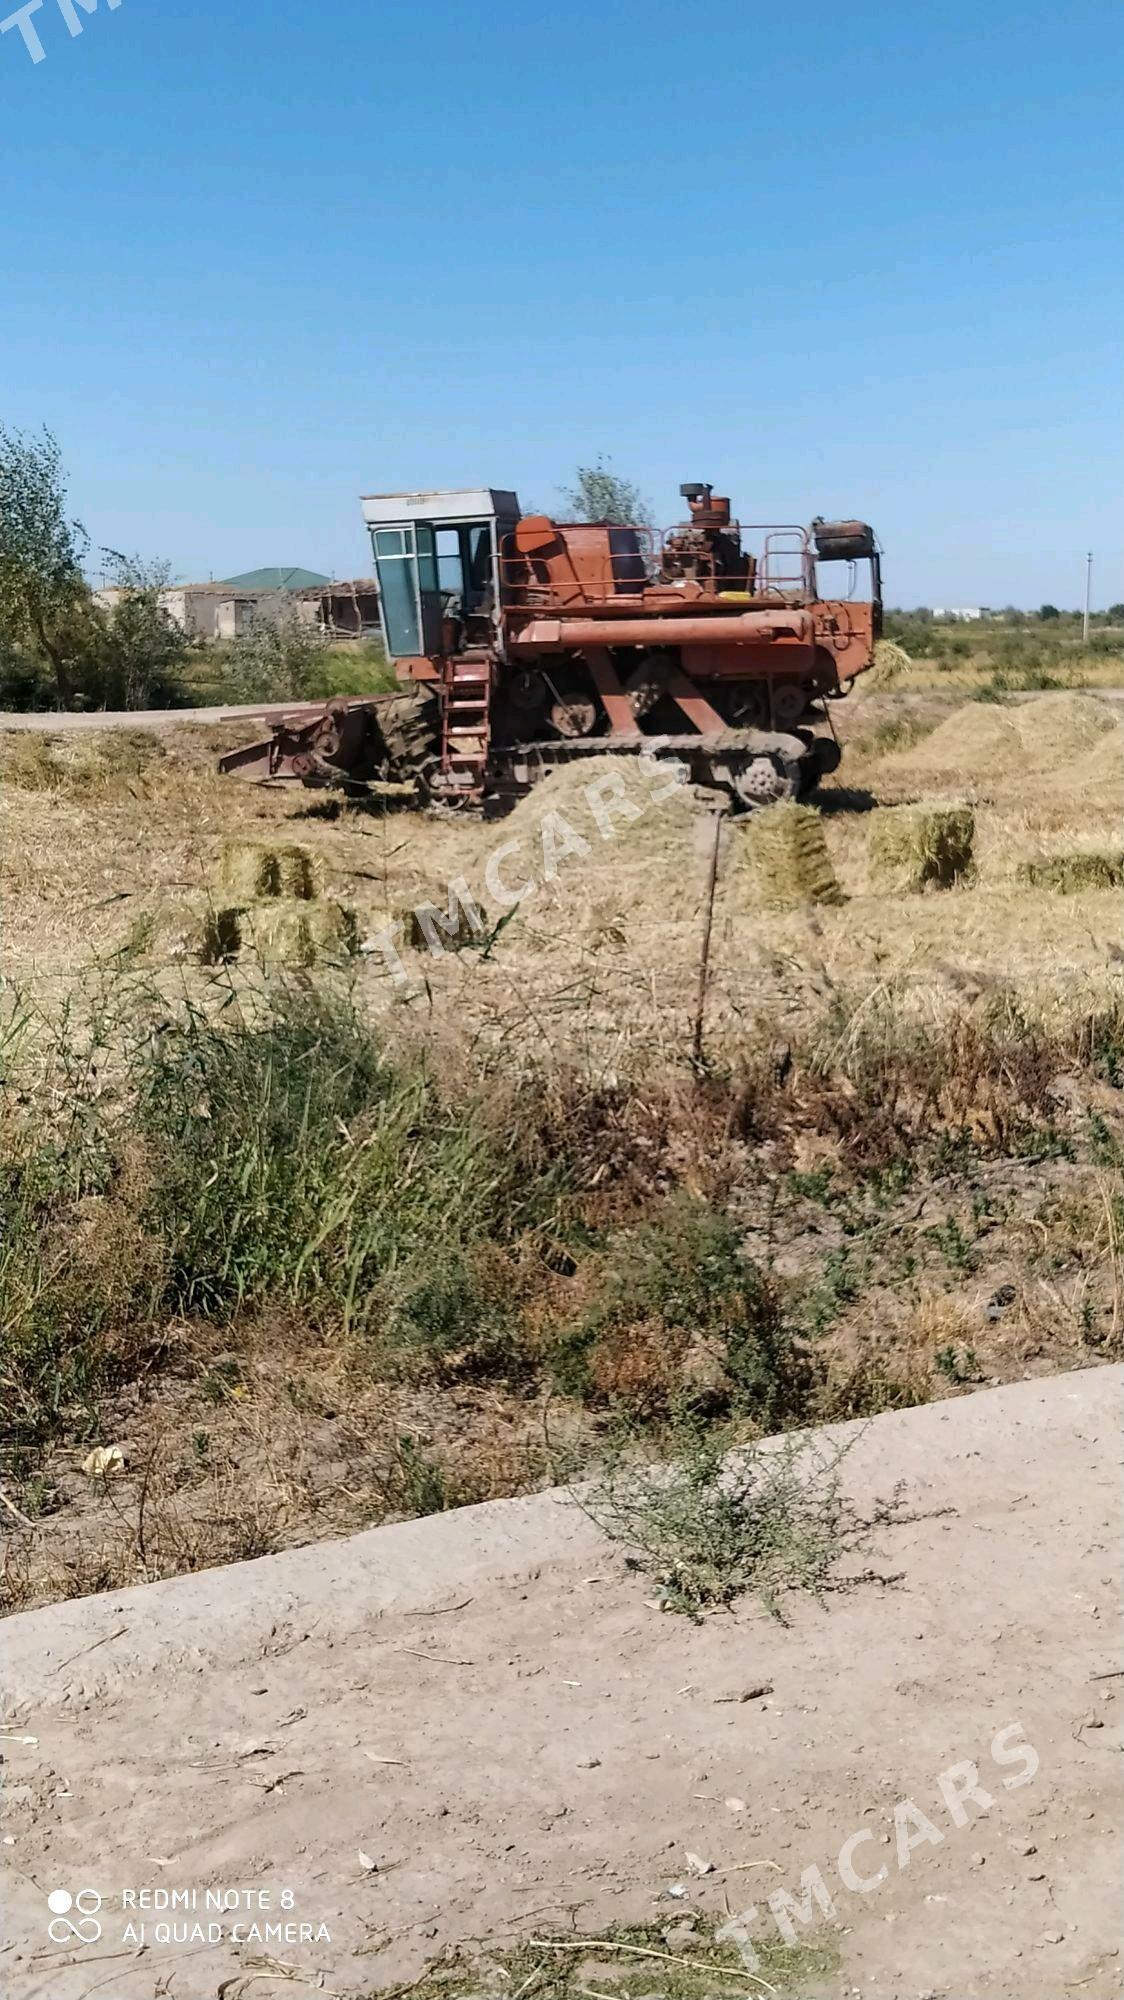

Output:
xmin=882 ymin=612 xmax=1124 ymax=691
xmin=2 ymin=973 xmax=1121 ymax=1455
xmin=0 ymin=979 xmax=568 ymax=1442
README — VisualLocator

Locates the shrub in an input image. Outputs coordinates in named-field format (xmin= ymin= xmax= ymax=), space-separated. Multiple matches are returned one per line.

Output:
xmin=580 ymin=1428 xmax=859 ymax=1618
xmin=0 ymin=980 xmax=565 ymax=1443
xmin=79 ymin=556 xmax=197 ymax=709
xmin=552 ymin=1196 xmax=800 ymax=1424
xmin=213 ymin=624 xmax=396 ymax=705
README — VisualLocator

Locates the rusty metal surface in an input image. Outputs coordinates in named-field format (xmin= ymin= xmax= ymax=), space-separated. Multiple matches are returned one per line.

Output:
xmin=509 ymin=610 xmax=814 ymax=649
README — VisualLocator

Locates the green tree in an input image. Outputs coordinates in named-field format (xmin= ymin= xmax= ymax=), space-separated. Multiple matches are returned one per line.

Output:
xmin=562 ymin=457 xmax=653 ymax=530
xmin=88 ymin=553 xmax=194 ymax=709
xmin=1037 ymin=603 xmax=1061 ymax=621
xmin=0 ymin=425 xmax=90 ymax=703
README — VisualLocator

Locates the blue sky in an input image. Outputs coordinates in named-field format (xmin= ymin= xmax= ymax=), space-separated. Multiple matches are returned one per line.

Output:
xmin=2 ymin=0 xmax=1121 ymax=607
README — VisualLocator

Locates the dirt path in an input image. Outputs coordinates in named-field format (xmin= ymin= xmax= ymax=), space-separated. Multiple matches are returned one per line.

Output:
xmin=2 ymin=689 xmax=1124 ymax=736
xmin=2 ymin=1371 xmax=1121 ymax=2000
xmin=0 ymin=700 xmax=328 ymax=733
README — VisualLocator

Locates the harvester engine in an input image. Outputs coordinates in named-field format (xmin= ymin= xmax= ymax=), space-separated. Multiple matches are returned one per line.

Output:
xmin=220 ymin=481 xmax=881 ymax=814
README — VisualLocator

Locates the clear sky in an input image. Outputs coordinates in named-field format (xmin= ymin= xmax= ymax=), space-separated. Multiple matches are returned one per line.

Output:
xmin=2 ymin=0 xmax=1121 ymax=607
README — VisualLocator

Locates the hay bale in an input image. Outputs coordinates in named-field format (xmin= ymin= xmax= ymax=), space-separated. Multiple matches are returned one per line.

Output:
xmin=405 ymin=897 xmax=485 ymax=951
xmin=200 ymin=906 xmax=244 ymax=964
xmin=275 ymin=842 xmax=322 ymax=900
xmin=221 ymin=839 xmax=321 ymax=901
xmin=244 ymin=898 xmax=358 ymax=966
xmin=220 ymin=839 xmax=281 ymax=900
xmin=1018 ymin=852 xmax=1124 ymax=894
xmin=740 ymin=802 xmax=845 ymax=911
xmin=867 ymin=805 xmax=974 ymax=892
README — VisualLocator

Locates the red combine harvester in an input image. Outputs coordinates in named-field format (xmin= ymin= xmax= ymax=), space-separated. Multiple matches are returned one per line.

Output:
xmin=219 ymin=483 xmax=881 ymax=812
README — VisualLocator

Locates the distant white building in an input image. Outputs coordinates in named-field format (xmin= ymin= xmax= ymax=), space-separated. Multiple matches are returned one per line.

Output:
xmin=931 ymin=606 xmax=985 ymax=622
xmin=92 ymin=583 xmax=310 ymax=642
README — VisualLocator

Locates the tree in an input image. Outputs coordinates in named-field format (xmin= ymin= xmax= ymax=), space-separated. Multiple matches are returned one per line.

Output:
xmin=1037 ymin=603 xmax=1061 ymax=621
xmin=89 ymin=552 xmax=193 ymax=709
xmin=0 ymin=424 xmax=90 ymax=702
xmin=1107 ymin=603 xmax=1124 ymax=623
xmin=562 ymin=457 xmax=653 ymax=530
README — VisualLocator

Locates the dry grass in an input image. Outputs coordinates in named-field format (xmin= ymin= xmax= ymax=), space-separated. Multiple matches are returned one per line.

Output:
xmin=3 ymin=700 xmax=1121 ymax=1047
xmin=2 ymin=693 xmax=1123 ymax=1612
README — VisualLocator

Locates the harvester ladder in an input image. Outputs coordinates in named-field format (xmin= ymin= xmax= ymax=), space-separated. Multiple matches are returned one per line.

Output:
xmin=440 ymin=651 xmax=492 ymax=798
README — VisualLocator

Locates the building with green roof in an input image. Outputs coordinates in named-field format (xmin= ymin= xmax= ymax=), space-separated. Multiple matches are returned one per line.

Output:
xmin=221 ymin=566 xmax=331 ymax=591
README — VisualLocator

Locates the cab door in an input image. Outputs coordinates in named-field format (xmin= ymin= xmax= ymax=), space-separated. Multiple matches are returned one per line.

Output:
xmin=413 ymin=523 xmax=446 ymax=654
xmin=371 ymin=526 xmax=422 ymax=658
xmin=371 ymin=523 xmax=446 ymax=659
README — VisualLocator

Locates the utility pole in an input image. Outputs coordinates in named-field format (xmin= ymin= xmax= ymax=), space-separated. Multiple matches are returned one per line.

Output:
xmin=1083 ymin=551 xmax=1093 ymax=643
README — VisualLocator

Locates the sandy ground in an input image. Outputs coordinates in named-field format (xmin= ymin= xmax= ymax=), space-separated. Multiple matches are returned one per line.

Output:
xmin=2 ymin=1370 xmax=1121 ymax=2000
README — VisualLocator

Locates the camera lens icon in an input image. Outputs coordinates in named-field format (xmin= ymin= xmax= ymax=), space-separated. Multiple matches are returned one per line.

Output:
xmin=47 ymin=1888 xmax=102 ymax=1943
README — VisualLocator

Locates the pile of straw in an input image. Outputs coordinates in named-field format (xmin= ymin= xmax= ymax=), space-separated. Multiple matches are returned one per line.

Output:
xmin=1018 ymin=852 xmax=1124 ymax=895
xmin=739 ymin=802 xmax=845 ymax=911
xmin=867 ymin=805 xmax=975 ymax=892
xmin=879 ymin=692 xmax=1118 ymax=795
xmin=869 ymin=638 xmax=914 ymax=685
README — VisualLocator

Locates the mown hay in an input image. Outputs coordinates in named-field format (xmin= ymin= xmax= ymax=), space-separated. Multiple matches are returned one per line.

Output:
xmin=219 ymin=839 xmax=321 ymax=902
xmin=244 ymin=899 xmax=358 ymax=966
xmin=220 ymin=839 xmax=282 ymax=900
xmin=739 ymin=802 xmax=845 ymax=911
xmin=867 ymin=805 xmax=975 ymax=892
xmin=200 ymin=906 xmax=245 ymax=964
xmin=1018 ymin=852 xmax=1124 ymax=895
xmin=275 ymin=843 xmax=323 ymax=900
xmin=0 ymin=735 xmax=65 ymax=791
xmin=503 ymin=750 xmax=704 ymax=853
xmin=869 ymin=639 xmax=914 ymax=685
xmin=880 ymin=692 xmax=1118 ymax=795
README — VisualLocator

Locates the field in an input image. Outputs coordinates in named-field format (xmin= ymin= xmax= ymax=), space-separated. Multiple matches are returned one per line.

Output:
xmin=2 ymin=665 xmax=1123 ymax=1611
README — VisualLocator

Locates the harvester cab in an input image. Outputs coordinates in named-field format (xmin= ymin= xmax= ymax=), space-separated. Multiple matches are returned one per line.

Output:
xmin=219 ymin=482 xmax=881 ymax=814
xmin=362 ymin=488 xmax=521 ymax=665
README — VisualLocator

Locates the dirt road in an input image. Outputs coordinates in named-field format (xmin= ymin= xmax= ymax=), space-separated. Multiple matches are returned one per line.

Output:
xmin=1 ymin=689 xmax=1123 ymax=735
xmin=0 ymin=699 xmax=328 ymax=733
xmin=2 ymin=1370 xmax=1121 ymax=2000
